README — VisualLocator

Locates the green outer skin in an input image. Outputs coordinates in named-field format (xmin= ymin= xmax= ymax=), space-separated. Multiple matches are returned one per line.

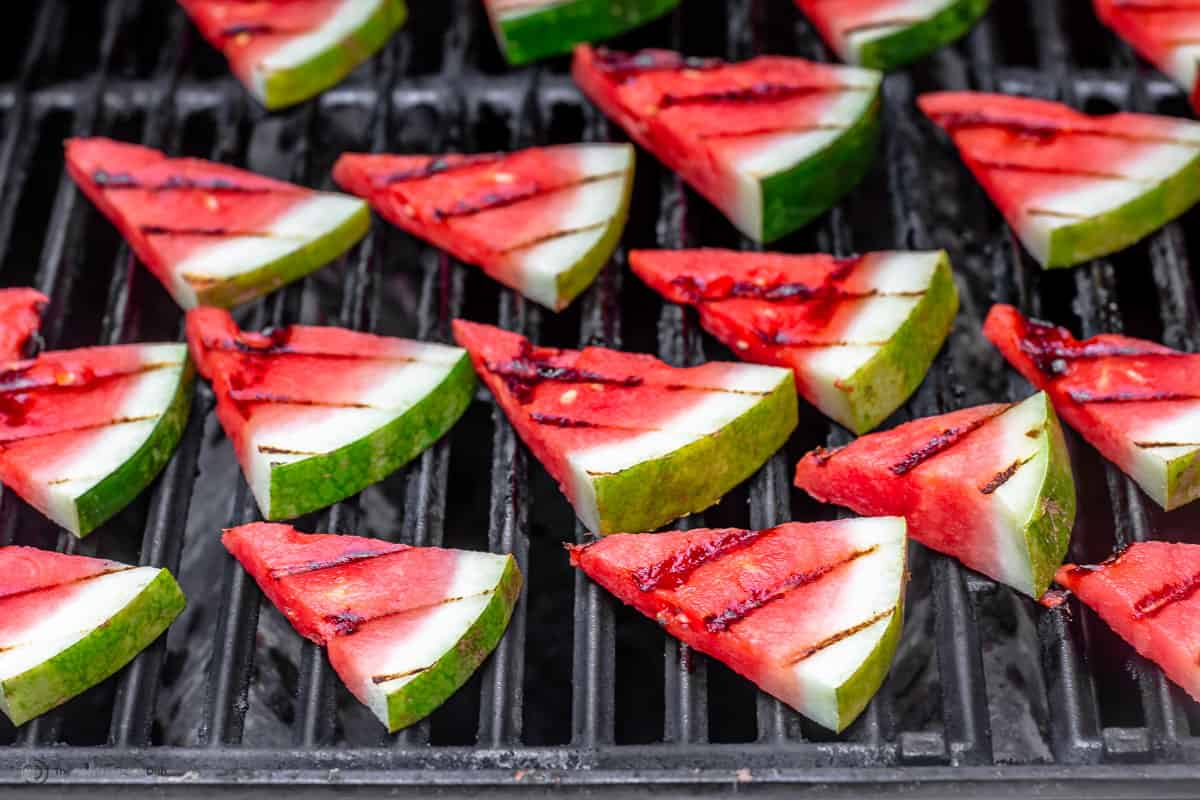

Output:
xmin=259 ymin=0 xmax=408 ymax=110
xmin=1018 ymin=396 xmax=1077 ymax=598
xmin=1165 ymin=448 xmax=1200 ymax=511
xmin=493 ymin=0 xmax=680 ymax=65
xmin=192 ymin=202 xmax=371 ymax=310
xmin=72 ymin=360 xmax=195 ymax=538
xmin=266 ymin=353 xmax=477 ymax=520
xmin=836 ymin=252 xmax=959 ymax=434
xmin=550 ymin=159 xmax=636 ymax=310
xmin=830 ymin=580 xmax=905 ymax=732
xmin=384 ymin=555 xmax=522 ymax=732
xmin=759 ymin=90 xmax=882 ymax=243
xmin=853 ymin=0 xmax=992 ymax=71
xmin=0 ymin=569 xmax=185 ymax=726
xmin=593 ymin=373 xmax=798 ymax=534
xmin=1042 ymin=152 xmax=1200 ymax=268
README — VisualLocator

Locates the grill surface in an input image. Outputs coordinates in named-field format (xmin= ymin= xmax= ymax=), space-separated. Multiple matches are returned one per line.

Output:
xmin=1 ymin=1 xmax=1200 ymax=796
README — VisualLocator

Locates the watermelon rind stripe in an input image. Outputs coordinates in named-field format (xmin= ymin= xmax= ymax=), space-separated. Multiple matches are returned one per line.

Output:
xmin=844 ymin=0 xmax=992 ymax=70
xmin=0 ymin=567 xmax=185 ymax=726
xmin=490 ymin=0 xmax=679 ymax=65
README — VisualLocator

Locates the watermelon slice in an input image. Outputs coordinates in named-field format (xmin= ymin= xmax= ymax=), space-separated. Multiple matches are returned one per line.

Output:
xmin=0 ymin=288 xmax=46 ymax=362
xmin=795 ymin=0 xmax=992 ymax=70
xmin=1094 ymin=0 xmax=1200 ymax=114
xmin=484 ymin=0 xmax=679 ymax=65
xmin=628 ymin=248 xmax=958 ymax=434
xmin=572 ymin=46 xmax=882 ymax=243
xmin=66 ymin=137 xmax=370 ymax=310
xmin=919 ymin=92 xmax=1200 ymax=268
xmin=453 ymin=319 xmax=797 ymax=534
xmin=569 ymin=516 xmax=907 ymax=732
xmin=223 ymin=522 xmax=521 ymax=732
xmin=794 ymin=392 xmax=1076 ymax=597
xmin=984 ymin=304 xmax=1199 ymax=511
xmin=178 ymin=0 xmax=408 ymax=110
xmin=187 ymin=308 xmax=476 ymax=521
xmin=333 ymin=144 xmax=634 ymax=311
xmin=0 ymin=342 xmax=194 ymax=537
xmin=0 ymin=546 xmax=185 ymax=726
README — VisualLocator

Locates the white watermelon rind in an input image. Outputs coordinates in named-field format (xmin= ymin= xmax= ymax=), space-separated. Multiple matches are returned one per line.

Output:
xmin=842 ymin=0 xmax=992 ymax=71
xmin=1163 ymin=448 xmax=1200 ymax=511
xmin=488 ymin=0 xmax=679 ymax=65
xmin=0 ymin=568 xmax=185 ymax=727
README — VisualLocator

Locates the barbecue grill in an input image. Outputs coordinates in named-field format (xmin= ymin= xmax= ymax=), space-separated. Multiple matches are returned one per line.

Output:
xmin=1 ymin=0 xmax=1200 ymax=796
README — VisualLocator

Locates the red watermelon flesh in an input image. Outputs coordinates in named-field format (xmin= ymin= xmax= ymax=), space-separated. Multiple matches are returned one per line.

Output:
xmin=0 ymin=546 xmax=126 ymax=600
xmin=570 ymin=517 xmax=906 ymax=731
xmin=919 ymin=92 xmax=1200 ymax=267
xmin=984 ymin=304 xmax=1200 ymax=511
xmin=66 ymin=137 xmax=366 ymax=309
xmin=1094 ymin=0 xmax=1200 ymax=113
xmin=332 ymin=144 xmax=634 ymax=310
xmin=1057 ymin=542 xmax=1200 ymax=702
xmin=0 ymin=289 xmax=45 ymax=362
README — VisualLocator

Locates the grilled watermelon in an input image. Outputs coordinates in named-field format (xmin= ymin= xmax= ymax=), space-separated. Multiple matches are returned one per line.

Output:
xmin=629 ymin=249 xmax=958 ymax=434
xmin=795 ymin=0 xmax=991 ymax=70
xmin=795 ymin=392 xmax=1076 ymax=597
xmin=484 ymin=0 xmax=679 ymax=65
xmin=66 ymin=137 xmax=369 ymax=310
xmin=223 ymin=522 xmax=520 ymax=732
xmin=920 ymin=92 xmax=1200 ymax=268
xmin=0 ymin=546 xmax=185 ymax=726
xmin=187 ymin=308 xmax=475 ymax=521
xmin=453 ymin=320 xmax=797 ymax=534
xmin=178 ymin=0 xmax=408 ymax=110
xmin=572 ymin=46 xmax=882 ymax=243
xmin=0 ymin=288 xmax=45 ymax=362
xmin=0 ymin=343 xmax=193 ymax=537
xmin=985 ymin=304 xmax=1199 ymax=511
xmin=570 ymin=517 xmax=906 ymax=732
xmin=333 ymin=144 xmax=634 ymax=311
xmin=1057 ymin=542 xmax=1200 ymax=703
xmin=1094 ymin=0 xmax=1200 ymax=114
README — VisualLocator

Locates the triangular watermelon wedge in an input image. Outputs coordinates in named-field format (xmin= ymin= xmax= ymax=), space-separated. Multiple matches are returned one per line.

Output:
xmin=66 ymin=138 xmax=370 ymax=310
xmin=1093 ymin=0 xmax=1200 ymax=115
xmin=572 ymin=46 xmax=882 ymax=243
xmin=1057 ymin=542 xmax=1200 ymax=703
xmin=484 ymin=0 xmax=679 ymax=65
xmin=919 ymin=92 xmax=1200 ymax=268
xmin=223 ymin=522 xmax=521 ymax=732
xmin=333 ymin=144 xmax=634 ymax=311
xmin=178 ymin=0 xmax=408 ymax=110
xmin=569 ymin=517 xmax=907 ymax=732
xmin=0 ymin=546 xmax=185 ymax=726
xmin=0 ymin=342 xmax=194 ymax=537
xmin=0 ymin=288 xmax=46 ymax=362
xmin=795 ymin=392 xmax=1076 ymax=597
xmin=187 ymin=308 xmax=476 ymax=521
xmin=628 ymin=248 xmax=958 ymax=434
xmin=794 ymin=0 xmax=992 ymax=70
xmin=453 ymin=320 xmax=797 ymax=534
xmin=985 ymin=304 xmax=1199 ymax=511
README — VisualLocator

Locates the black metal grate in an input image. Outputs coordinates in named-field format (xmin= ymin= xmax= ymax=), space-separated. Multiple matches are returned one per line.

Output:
xmin=1 ymin=0 xmax=1199 ymax=794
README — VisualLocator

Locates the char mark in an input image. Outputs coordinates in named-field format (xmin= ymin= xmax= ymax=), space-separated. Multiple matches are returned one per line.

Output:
xmin=786 ymin=607 xmax=896 ymax=664
xmin=1014 ymin=315 xmax=1183 ymax=376
xmin=1067 ymin=389 xmax=1199 ymax=403
xmin=530 ymin=412 xmax=595 ymax=429
xmin=1132 ymin=570 xmax=1200 ymax=619
xmin=373 ymin=153 xmax=504 ymax=186
xmin=487 ymin=340 xmax=642 ymax=404
xmin=1136 ymin=440 xmax=1200 ymax=448
xmin=980 ymin=455 xmax=1035 ymax=495
xmin=371 ymin=665 xmax=431 ymax=684
xmin=266 ymin=546 xmax=411 ymax=580
xmin=0 ymin=564 xmax=135 ymax=603
xmin=633 ymin=527 xmax=772 ymax=592
xmin=92 ymin=170 xmax=279 ymax=193
xmin=890 ymin=405 xmax=1013 ymax=476
xmin=658 ymin=82 xmax=840 ymax=109
xmin=593 ymin=47 xmax=722 ymax=82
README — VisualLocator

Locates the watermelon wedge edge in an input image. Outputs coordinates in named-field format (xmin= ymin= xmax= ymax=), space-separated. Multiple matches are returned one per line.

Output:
xmin=486 ymin=0 xmax=680 ymax=65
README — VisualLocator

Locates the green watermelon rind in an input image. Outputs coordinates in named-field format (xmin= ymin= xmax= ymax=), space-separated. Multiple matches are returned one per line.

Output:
xmin=72 ymin=359 xmax=196 ymax=538
xmin=256 ymin=0 xmax=409 ymax=110
xmin=592 ymin=372 xmax=798 ymax=534
xmin=384 ymin=555 xmax=522 ymax=732
xmin=835 ymin=251 xmax=959 ymax=434
xmin=0 ymin=568 xmax=185 ymax=727
xmin=851 ymin=0 xmax=992 ymax=71
xmin=1016 ymin=395 xmax=1077 ymax=598
xmin=192 ymin=202 xmax=371 ymax=310
xmin=265 ymin=352 xmax=477 ymax=520
xmin=830 ymin=586 xmax=905 ymax=733
xmin=1041 ymin=151 xmax=1200 ymax=268
xmin=758 ymin=90 xmax=882 ymax=243
xmin=1165 ymin=448 xmax=1200 ymax=511
xmin=491 ymin=0 xmax=679 ymax=65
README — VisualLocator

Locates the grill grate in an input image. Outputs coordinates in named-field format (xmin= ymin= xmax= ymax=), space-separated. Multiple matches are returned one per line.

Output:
xmin=1 ymin=0 xmax=1200 ymax=794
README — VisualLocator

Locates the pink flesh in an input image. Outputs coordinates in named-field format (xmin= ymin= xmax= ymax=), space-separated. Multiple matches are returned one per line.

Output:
xmin=0 ymin=546 xmax=125 ymax=600
xmin=0 ymin=288 xmax=46 ymax=362
xmin=326 ymin=605 xmax=433 ymax=704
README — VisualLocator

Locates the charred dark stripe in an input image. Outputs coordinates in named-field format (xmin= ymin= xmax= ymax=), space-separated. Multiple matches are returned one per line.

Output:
xmin=658 ymin=82 xmax=842 ymax=110
xmin=1136 ymin=440 xmax=1200 ymax=448
xmin=373 ymin=153 xmax=505 ymax=186
xmin=432 ymin=184 xmax=544 ymax=219
xmin=220 ymin=22 xmax=274 ymax=36
xmin=256 ymin=445 xmax=324 ymax=455
xmin=371 ymin=665 xmax=431 ymax=684
xmin=0 ymin=564 xmax=135 ymax=605
xmin=592 ymin=47 xmax=722 ymax=82
xmin=1014 ymin=315 xmax=1185 ymax=376
xmin=758 ymin=332 xmax=890 ymax=347
xmin=530 ymin=412 xmax=595 ymax=429
xmin=928 ymin=111 xmax=1193 ymax=146
xmin=1068 ymin=389 xmax=1200 ymax=403
xmin=343 ymin=591 xmax=497 ymax=642
xmin=487 ymin=340 xmax=642 ymax=404
xmin=227 ymin=389 xmax=374 ymax=409
xmin=92 ymin=170 xmax=280 ymax=193
xmin=971 ymin=158 xmax=1147 ymax=181
xmin=703 ymin=546 xmax=877 ymax=632
xmin=633 ymin=527 xmax=774 ymax=592
xmin=142 ymin=225 xmax=234 ymax=237
xmin=1132 ymin=571 xmax=1200 ymax=619
xmin=786 ymin=607 xmax=896 ymax=664
xmin=980 ymin=455 xmax=1035 ymax=495
xmin=890 ymin=404 xmax=1014 ymax=476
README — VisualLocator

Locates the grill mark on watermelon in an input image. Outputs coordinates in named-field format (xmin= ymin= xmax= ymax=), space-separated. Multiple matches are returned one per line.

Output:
xmin=631 ymin=527 xmax=772 ymax=592
xmin=430 ymin=172 xmax=624 ymax=220
xmin=668 ymin=264 xmax=865 ymax=305
xmin=226 ymin=389 xmax=377 ymax=409
xmin=370 ymin=154 xmax=506 ymax=187
xmin=889 ymin=404 xmax=1015 ymax=476
xmin=703 ymin=546 xmax=878 ymax=632
xmin=1068 ymin=389 xmax=1200 ymax=403
xmin=334 ymin=590 xmax=498 ymax=639
xmin=1015 ymin=317 xmax=1185 ymax=376
xmin=0 ymin=564 xmax=135 ymax=605
xmin=500 ymin=221 xmax=609 ymax=254
xmin=1131 ymin=571 xmax=1200 ymax=619
xmin=371 ymin=664 xmax=432 ymax=684
xmin=980 ymin=454 xmax=1038 ymax=495
xmin=142 ymin=225 xmax=308 ymax=239
xmin=656 ymin=83 xmax=846 ymax=111
xmin=0 ymin=413 xmax=161 ymax=444
xmin=591 ymin=48 xmax=723 ymax=83
xmin=90 ymin=171 xmax=288 ymax=194
xmin=696 ymin=123 xmax=853 ymax=141
xmin=486 ymin=341 xmax=643 ymax=403
xmin=1136 ymin=440 xmax=1200 ymax=448
xmin=256 ymin=445 xmax=325 ymax=456
xmin=265 ymin=548 xmax=411 ymax=580
xmin=929 ymin=113 xmax=1195 ymax=146
xmin=530 ymin=412 xmax=596 ymax=429
xmin=971 ymin=158 xmax=1157 ymax=182
xmin=0 ymin=360 xmax=178 ymax=396
xmin=785 ymin=607 xmax=897 ymax=664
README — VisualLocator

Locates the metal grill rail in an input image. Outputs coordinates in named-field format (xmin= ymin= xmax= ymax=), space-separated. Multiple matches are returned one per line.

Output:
xmin=1 ymin=0 xmax=1199 ymax=795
